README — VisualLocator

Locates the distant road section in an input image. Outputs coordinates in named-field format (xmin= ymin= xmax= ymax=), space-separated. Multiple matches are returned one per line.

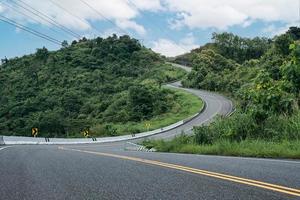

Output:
xmin=168 ymin=62 xmax=192 ymax=72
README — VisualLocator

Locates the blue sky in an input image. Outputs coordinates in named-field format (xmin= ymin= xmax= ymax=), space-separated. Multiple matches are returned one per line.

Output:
xmin=0 ymin=0 xmax=299 ymax=59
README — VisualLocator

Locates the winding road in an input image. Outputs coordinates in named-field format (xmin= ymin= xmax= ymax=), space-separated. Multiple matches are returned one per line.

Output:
xmin=0 ymin=63 xmax=299 ymax=200
xmin=2 ymin=63 xmax=233 ymax=144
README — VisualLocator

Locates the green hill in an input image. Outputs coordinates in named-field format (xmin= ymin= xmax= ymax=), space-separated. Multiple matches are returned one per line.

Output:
xmin=0 ymin=35 xmax=197 ymax=137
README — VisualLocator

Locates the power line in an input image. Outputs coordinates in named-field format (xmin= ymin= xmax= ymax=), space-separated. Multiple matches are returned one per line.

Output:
xmin=1 ymin=1 xmax=64 ymax=37
xmin=48 ymin=0 xmax=102 ymax=36
xmin=0 ymin=14 xmax=62 ymax=45
xmin=15 ymin=0 xmax=81 ymax=39
xmin=11 ymin=0 xmax=81 ymax=39
xmin=78 ymin=0 xmax=130 ymax=36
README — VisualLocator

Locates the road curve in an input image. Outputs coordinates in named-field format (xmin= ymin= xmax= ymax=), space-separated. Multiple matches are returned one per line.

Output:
xmin=0 ymin=64 xmax=299 ymax=200
xmin=2 ymin=63 xmax=233 ymax=144
xmin=129 ymin=62 xmax=233 ymax=140
xmin=148 ymin=80 xmax=233 ymax=140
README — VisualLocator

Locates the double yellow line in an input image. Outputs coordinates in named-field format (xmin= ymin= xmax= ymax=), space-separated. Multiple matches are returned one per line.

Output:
xmin=59 ymin=147 xmax=300 ymax=197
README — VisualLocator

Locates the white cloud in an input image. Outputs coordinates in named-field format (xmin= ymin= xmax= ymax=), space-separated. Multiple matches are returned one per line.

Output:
xmin=163 ymin=0 xmax=300 ymax=30
xmin=1 ymin=0 xmax=299 ymax=47
xmin=101 ymin=28 xmax=124 ymax=38
xmin=129 ymin=0 xmax=163 ymax=11
xmin=116 ymin=20 xmax=146 ymax=35
xmin=152 ymin=33 xmax=198 ymax=57
xmin=263 ymin=22 xmax=299 ymax=37
xmin=2 ymin=0 xmax=299 ymax=35
xmin=0 ymin=0 xmax=147 ymax=35
xmin=262 ymin=24 xmax=277 ymax=34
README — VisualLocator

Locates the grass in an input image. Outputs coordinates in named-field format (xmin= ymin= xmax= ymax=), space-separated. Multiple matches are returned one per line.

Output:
xmin=156 ymin=110 xmax=300 ymax=159
xmin=178 ymin=140 xmax=300 ymax=159
xmin=143 ymin=136 xmax=300 ymax=159
xmin=110 ymin=88 xmax=204 ymax=136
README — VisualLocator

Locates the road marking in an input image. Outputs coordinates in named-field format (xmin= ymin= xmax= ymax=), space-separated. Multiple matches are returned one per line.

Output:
xmin=0 ymin=146 xmax=12 ymax=151
xmin=59 ymin=147 xmax=300 ymax=197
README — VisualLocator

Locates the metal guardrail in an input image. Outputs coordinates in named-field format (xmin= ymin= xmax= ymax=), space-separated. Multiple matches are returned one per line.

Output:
xmin=0 ymin=118 xmax=185 ymax=145
xmin=2 ymin=108 xmax=203 ymax=145
xmin=227 ymin=107 xmax=236 ymax=117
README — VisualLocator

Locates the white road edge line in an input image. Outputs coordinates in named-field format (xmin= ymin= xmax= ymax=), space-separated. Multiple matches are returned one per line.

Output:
xmin=0 ymin=146 xmax=12 ymax=151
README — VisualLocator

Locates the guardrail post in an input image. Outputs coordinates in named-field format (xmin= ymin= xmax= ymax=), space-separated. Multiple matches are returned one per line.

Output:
xmin=0 ymin=136 xmax=4 ymax=145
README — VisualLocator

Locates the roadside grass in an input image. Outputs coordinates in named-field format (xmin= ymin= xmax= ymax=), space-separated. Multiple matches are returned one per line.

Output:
xmin=111 ymin=89 xmax=204 ymax=135
xmin=143 ymin=137 xmax=300 ymax=159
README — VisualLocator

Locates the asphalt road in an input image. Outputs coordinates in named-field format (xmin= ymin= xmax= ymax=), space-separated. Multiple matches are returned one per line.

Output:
xmin=0 ymin=64 xmax=299 ymax=199
xmin=0 ymin=145 xmax=299 ymax=200
xmin=151 ymin=81 xmax=233 ymax=140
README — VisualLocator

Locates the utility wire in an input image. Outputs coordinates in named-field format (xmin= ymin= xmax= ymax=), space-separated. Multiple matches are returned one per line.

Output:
xmin=0 ymin=14 xmax=62 ymax=45
xmin=78 ymin=0 xmax=130 ymax=36
xmin=12 ymin=0 xmax=81 ymax=39
xmin=1 ymin=1 xmax=64 ymax=37
xmin=48 ymin=0 xmax=102 ymax=35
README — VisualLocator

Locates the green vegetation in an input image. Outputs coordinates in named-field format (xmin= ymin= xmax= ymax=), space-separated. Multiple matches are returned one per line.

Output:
xmin=148 ymin=27 xmax=300 ymax=158
xmin=93 ymin=89 xmax=203 ymax=136
xmin=0 ymin=34 xmax=200 ymax=138
xmin=143 ymin=135 xmax=300 ymax=159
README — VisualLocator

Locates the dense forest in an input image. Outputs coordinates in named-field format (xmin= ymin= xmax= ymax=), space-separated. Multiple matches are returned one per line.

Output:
xmin=0 ymin=35 xmax=187 ymax=137
xmin=145 ymin=27 xmax=300 ymax=158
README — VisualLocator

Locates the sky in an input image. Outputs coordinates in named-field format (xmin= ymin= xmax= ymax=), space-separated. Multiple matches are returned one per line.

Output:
xmin=0 ymin=0 xmax=299 ymax=59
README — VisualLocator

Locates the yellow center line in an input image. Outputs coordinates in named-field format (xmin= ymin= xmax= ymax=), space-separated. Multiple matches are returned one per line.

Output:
xmin=58 ymin=146 xmax=300 ymax=197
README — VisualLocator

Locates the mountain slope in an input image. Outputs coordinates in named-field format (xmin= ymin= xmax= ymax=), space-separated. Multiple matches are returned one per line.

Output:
xmin=0 ymin=35 xmax=190 ymax=137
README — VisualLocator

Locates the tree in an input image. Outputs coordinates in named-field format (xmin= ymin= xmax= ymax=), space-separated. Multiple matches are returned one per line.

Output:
xmin=212 ymin=32 xmax=270 ymax=63
xmin=36 ymin=110 xmax=66 ymax=137
xmin=286 ymin=26 xmax=300 ymax=40
xmin=274 ymin=34 xmax=293 ymax=56
xmin=128 ymin=85 xmax=153 ymax=121
xmin=36 ymin=47 xmax=49 ymax=63
xmin=241 ymin=70 xmax=294 ymax=115
xmin=71 ymin=40 xmax=78 ymax=46
xmin=61 ymin=40 xmax=69 ymax=48
xmin=1 ymin=56 xmax=8 ymax=65
xmin=281 ymin=42 xmax=300 ymax=94
xmin=61 ymin=92 xmax=83 ymax=117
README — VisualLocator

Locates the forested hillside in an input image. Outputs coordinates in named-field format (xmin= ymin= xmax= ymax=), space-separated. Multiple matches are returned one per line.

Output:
xmin=0 ymin=35 xmax=191 ymax=137
xmin=146 ymin=27 xmax=300 ymax=158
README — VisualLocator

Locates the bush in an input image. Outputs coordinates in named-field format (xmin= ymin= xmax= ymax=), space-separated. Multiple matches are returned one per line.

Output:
xmin=193 ymin=126 xmax=213 ymax=144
